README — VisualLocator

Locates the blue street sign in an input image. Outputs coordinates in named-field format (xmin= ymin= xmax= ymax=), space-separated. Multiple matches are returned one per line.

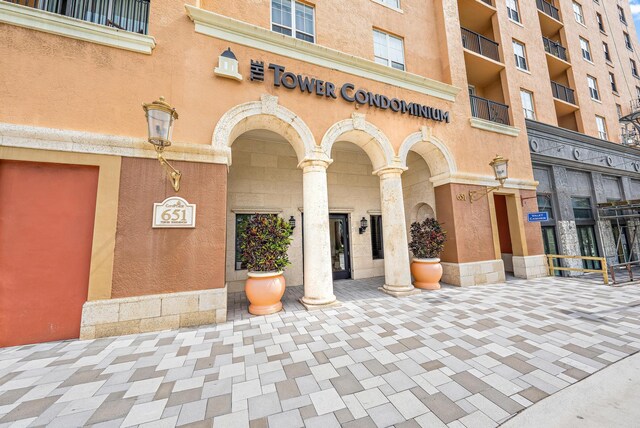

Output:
xmin=528 ymin=212 xmax=549 ymax=222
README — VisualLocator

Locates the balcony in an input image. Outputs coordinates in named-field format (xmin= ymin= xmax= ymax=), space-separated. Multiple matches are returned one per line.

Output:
xmin=551 ymin=81 xmax=579 ymax=116
xmin=5 ymin=0 xmax=150 ymax=34
xmin=543 ymin=37 xmax=567 ymax=61
xmin=458 ymin=0 xmax=496 ymax=35
xmin=536 ymin=0 xmax=563 ymax=35
xmin=543 ymin=37 xmax=571 ymax=77
xmin=461 ymin=27 xmax=500 ymax=62
xmin=470 ymin=95 xmax=510 ymax=125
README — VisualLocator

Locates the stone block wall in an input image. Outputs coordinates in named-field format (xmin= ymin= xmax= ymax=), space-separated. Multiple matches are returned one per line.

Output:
xmin=441 ymin=259 xmax=506 ymax=286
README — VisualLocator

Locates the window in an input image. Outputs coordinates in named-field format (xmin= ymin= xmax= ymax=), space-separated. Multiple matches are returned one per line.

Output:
xmin=572 ymin=197 xmax=593 ymax=219
xmin=580 ymin=38 xmax=592 ymax=62
xmin=617 ymin=103 xmax=623 ymax=117
xmin=596 ymin=116 xmax=608 ymax=139
xmin=632 ymin=59 xmax=639 ymax=77
xmin=377 ymin=0 xmax=400 ymax=7
xmin=513 ymin=40 xmax=528 ymax=70
xmin=573 ymin=2 xmax=584 ymax=24
xmin=596 ymin=13 xmax=605 ymax=32
xmin=370 ymin=215 xmax=384 ymax=259
xmin=610 ymin=72 xmax=618 ymax=93
xmin=636 ymin=86 xmax=640 ymax=98
xmin=603 ymin=42 xmax=611 ymax=62
xmin=373 ymin=30 xmax=405 ymax=70
xmin=537 ymin=195 xmax=554 ymax=220
xmin=520 ymin=89 xmax=536 ymax=119
xmin=618 ymin=5 xmax=627 ymax=25
xmin=587 ymin=75 xmax=600 ymax=100
xmin=624 ymin=32 xmax=633 ymax=51
xmin=271 ymin=0 xmax=315 ymax=43
xmin=507 ymin=0 xmax=520 ymax=22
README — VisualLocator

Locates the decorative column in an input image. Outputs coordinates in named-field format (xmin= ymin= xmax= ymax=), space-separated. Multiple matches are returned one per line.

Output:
xmin=377 ymin=167 xmax=419 ymax=297
xmin=299 ymin=157 xmax=338 ymax=309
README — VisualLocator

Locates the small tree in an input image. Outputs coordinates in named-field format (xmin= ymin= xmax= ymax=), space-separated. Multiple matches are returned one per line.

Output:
xmin=409 ymin=218 xmax=447 ymax=259
xmin=239 ymin=214 xmax=293 ymax=272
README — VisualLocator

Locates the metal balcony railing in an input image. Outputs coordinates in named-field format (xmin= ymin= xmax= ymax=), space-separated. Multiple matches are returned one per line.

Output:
xmin=551 ymin=81 xmax=576 ymax=105
xmin=536 ymin=0 xmax=561 ymax=21
xmin=461 ymin=27 xmax=500 ymax=62
xmin=542 ymin=36 xmax=568 ymax=61
xmin=5 ymin=0 xmax=150 ymax=34
xmin=470 ymin=95 xmax=510 ymax=125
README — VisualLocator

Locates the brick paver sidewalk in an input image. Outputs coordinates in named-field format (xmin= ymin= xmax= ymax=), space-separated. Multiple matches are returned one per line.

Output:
xmin=1 ymin=277 xmax=639 ymax=427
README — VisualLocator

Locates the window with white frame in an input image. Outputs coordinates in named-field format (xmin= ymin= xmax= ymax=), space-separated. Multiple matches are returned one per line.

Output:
xmin=632 ymin=59 xmax=639 ymax=77
xmin=610 ymin=72 xmax=618 ymax=93
xmin=513 ymin=40 xmax=528 ymax=70
xmin=520 ymin=89 xmax=536 ymax=119
xmin=376 ymin=0 xmax=400 ymax=8
xmin=373 ymin=29 xmax=405 ymax=70
xmin=271 ymin=0 xmax=315 ymax=43
xmin=580 ymin=38 xmax=592 ymax=61
xmin=603 ymin=42 xmax=611 ymax=62
xmin=507 ymin=0 xmax=520 ymax=22
xmin=587 ymin=75 xmax=600 ymax=100
xmin=618 ymin=5 xmax=627 ymax=24
xmin=624 ymin=32 xmax=633 ymax=50
xmin=596 ymin=116 xmax=608 ymax=139
xmin=573 ymin=2 xmax=584 ymax=24
xmin=596 ymin=13 xmax=605 ymax=32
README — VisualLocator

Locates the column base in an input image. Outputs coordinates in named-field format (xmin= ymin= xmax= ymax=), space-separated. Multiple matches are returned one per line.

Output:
xmin=300 ymin=296 xmax=341 ymax=310
xmin=379 ymin=285 xmax=421 ymax=298
xmin=512 ymin=255 xmax=549 ymax=279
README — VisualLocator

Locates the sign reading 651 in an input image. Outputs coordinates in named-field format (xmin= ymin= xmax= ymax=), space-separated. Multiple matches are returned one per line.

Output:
xmin=152 ymin=197 xmax=196 ymax=228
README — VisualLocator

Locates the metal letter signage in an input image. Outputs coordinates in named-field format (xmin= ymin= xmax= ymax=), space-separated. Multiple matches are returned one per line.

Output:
xmin=527 ymin=212 xmax=549 ymax=222
xmin=153 ymin=197 xmax=196 ymax=228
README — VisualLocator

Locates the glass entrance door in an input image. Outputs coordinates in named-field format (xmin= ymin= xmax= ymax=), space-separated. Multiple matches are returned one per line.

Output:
xmin=329 ymin=214 xmax=351 ymax=280
xmin=541 ymin=226 xmax=560 ymax=276
xmin=577 ymin=225 xmax=601 ymax=270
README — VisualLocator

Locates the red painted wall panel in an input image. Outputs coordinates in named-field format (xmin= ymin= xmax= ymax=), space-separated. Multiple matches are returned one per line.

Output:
xmin=494 ymin=194 xmax=513 ymax=254
xmin=0 ymin=161 xmax=98 ymax=347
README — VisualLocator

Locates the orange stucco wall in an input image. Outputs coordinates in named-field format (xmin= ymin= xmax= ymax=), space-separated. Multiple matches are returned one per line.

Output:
xmin=0 ymin=161 xmax=98 ymax=346
xmin=110 ymin=158 xmax=227 ymax=298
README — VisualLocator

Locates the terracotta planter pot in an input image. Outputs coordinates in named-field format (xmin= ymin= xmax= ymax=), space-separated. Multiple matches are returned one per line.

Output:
xmin=245 ymin=271 xmax=286 ymax=315
xmin=411 ymin=258 xmax=443 ymax=290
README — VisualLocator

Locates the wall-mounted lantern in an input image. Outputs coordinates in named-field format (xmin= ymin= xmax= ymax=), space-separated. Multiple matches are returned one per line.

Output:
xmin=469 ymin=155 xmax=509 ymax=203
xmin=359 ymin=217 xmax=368 ymax=234
xmin=289 ymin=215 xmax=296 ymax=230
xmin=143 ymin=96 xmax=181 ymax=192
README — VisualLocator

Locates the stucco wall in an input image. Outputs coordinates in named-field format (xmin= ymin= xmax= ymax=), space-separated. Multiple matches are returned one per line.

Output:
xmin=111 ymin=157 xmax=227 ymax=298
xmin=403 ymin=151 xmax=436 ymax=229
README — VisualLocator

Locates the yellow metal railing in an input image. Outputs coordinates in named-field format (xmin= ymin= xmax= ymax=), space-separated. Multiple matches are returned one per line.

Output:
xmin=546 ymin=254 xmax=609 ymax=285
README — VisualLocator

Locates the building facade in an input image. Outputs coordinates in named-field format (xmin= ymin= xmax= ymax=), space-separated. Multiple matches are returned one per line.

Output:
xmin=14 ymin=0 xmax=635 ymax=346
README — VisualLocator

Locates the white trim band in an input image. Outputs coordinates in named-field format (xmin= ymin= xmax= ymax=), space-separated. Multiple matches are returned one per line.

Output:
xmin=469 ymin=117 xmax=520 ymax=137
xmin=184 ymin=5 xmax=460 ymax=102
xmin=0 ymin=1 xmax=156 ymax=55
xmin=0 ymin=123 xmax=229 ymax=164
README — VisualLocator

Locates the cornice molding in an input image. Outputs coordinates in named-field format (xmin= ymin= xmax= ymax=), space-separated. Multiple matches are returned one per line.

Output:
xmin=469 ymin=117 xmax=520 ymax=137
xmin=184 ymin=5 xmax=460 ymax=102
xmin=0 ymin=1 xmax=156 ymax=54
xmin=0 ymin=123 xmax=228 ymax=164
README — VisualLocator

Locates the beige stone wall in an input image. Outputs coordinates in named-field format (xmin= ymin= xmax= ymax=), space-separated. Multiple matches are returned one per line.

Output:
xmin=403 ymin=151 xmax=436 ymax=233
xmin=226 ymin=137 xmax=384 ymax=292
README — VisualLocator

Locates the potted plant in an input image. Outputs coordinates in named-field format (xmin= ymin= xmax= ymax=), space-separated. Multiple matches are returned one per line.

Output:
xmin=239 ymin=214 xmax=293 ymax=315
xmin=408 ymin=218 xmax=447 ymax=290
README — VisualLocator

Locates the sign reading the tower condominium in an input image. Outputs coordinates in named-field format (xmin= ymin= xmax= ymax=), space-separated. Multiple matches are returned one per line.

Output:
xmin=249 ymin=60 xmax=450 ymax=123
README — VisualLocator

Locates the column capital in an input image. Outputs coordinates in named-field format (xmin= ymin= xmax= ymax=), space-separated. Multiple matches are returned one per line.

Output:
xmin=374 ymin=166 xmax=407 ymax=177
xmin=298 ymin=156 xmax=333 ymax=170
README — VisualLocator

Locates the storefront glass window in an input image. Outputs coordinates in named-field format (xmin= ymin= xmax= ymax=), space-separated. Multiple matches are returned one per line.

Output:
xmin=572 ymin=197 xmax=593 ymax=219
xmin=537 ymin=194 xmax=553 ymax=219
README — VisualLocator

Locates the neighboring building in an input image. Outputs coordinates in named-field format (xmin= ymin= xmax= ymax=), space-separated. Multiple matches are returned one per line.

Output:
xmin=12 ymin=0 xmax=622 ymax=346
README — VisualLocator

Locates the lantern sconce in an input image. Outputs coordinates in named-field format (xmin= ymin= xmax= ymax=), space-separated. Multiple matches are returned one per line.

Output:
xmin=469 ymin=155 xmax=509 ymax=203
xmin=142 ymin=96 xmax=181 ymax=192
xmin=289 ymin=215 xmax=296 ymax=230
xmin=359 ymin=217 xmax=368 ymax=234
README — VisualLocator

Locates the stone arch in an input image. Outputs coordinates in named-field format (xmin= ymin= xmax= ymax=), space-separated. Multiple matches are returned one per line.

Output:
xmin=398 ymin=126 xmax=457 ymax=178
xmin=320 ymin=113 xmax=395 ymax=171
xmin=212 ymin=94 xmax=316 ymax=165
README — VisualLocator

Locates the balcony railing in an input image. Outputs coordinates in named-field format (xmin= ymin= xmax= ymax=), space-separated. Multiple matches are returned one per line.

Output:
xmin=470 ymin=95 xmax=510 ymax=125
xmin=542 ymin=36 xmax=568 ymax=61
xmin=5 ymin=0 xmax=150 ymax=34
xmin=461 ymin=27 xmax=500 ymax=62
xmin=536 ymin=0 xmax=560 ymax=21
xmin=551 ymin=81 xmax=576 ymax=105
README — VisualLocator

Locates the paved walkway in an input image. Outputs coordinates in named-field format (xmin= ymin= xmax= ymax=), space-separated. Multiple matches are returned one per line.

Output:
xmin=1 ymin=277 xmax=640 ymax=427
